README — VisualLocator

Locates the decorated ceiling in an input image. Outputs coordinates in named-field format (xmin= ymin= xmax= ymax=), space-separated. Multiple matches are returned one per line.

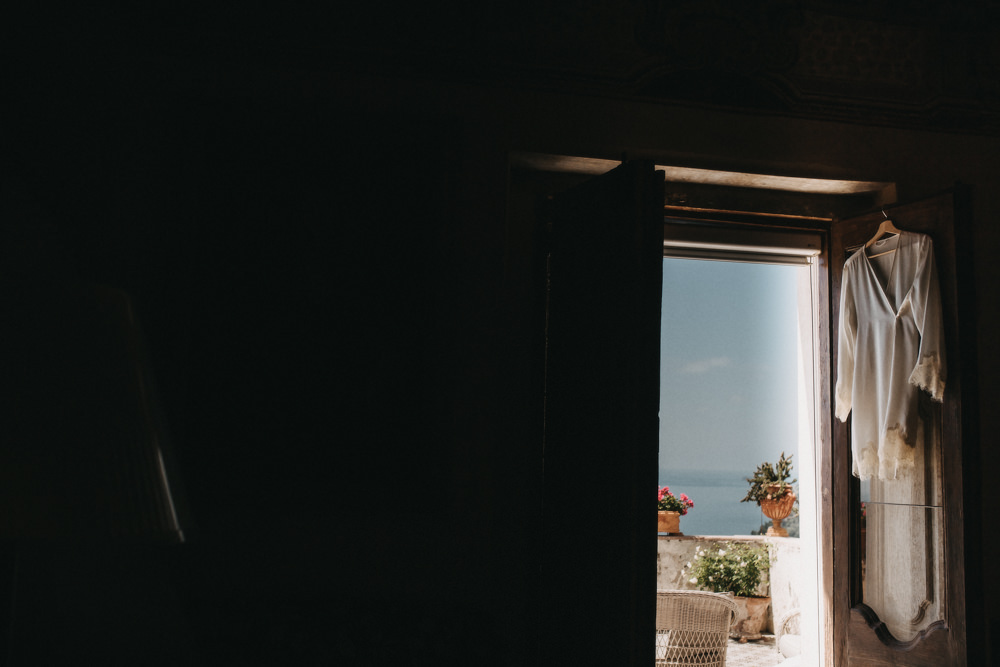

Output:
xmin=250 ymin=0 xmax=1000 ymax=134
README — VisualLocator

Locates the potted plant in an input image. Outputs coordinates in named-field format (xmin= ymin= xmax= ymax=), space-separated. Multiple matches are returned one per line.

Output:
xmin=657 ymin=486 xmax=694 ymax=535
xmin=741 ymin=452 xmax=797 ymax=537
xmin=684 ymin=541 xmax=772 ymax=641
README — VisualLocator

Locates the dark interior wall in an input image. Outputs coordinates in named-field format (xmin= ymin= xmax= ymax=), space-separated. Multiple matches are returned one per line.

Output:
xmin=4 ymin=10 xmax=999 ymax=667
xmin=4 ymin=58 xmax=520 ymax=662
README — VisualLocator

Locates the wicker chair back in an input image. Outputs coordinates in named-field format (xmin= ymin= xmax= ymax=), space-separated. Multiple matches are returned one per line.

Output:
xmin=655 ymin=590 xmax=738 ymax=667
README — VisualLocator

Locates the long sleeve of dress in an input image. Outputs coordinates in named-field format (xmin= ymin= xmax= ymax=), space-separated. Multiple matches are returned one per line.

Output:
xmin=835 ymin=267 xmax=857 ymax=422
xmin=907 ymin=236 xmax=946 ymax=401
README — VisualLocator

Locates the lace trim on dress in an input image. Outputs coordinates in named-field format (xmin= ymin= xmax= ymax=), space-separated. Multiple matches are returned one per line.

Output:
xmin=853 ymin=446 xmax=880 ymax=479
xmin=835 ymin=381 xmax=852 ymax=422
xmin=854 ymin=424 xmax=918 ymax=481
xmin=909 ymin=353 xmax=945 ymax=402
xmin=878 ymin=425 xmax=918 ymax=480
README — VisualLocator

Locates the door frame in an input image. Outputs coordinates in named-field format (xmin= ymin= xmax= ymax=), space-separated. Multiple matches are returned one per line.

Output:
xmin=662 ymin=211 xmax=836 ymax=665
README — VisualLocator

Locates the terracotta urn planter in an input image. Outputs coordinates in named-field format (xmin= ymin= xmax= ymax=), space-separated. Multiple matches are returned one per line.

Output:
xmin=730 ymin=595 xmax=771 ymax=642
xmin=759 ymin=484 xmax=796 ymax=537
xmin=657 ymin=510 xmax=681 ymax=534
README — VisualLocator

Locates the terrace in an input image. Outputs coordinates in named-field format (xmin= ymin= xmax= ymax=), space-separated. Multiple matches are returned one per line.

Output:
xmin=658 ymin=534 xmax=805 ymax=666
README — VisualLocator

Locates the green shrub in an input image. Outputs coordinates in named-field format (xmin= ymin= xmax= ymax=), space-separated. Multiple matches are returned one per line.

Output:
xmin=683 ymin=541 xmax=771 ymax=598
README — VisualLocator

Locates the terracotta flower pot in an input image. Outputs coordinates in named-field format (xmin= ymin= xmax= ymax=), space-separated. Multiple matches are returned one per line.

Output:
xmin=657 ymin=510 xmax=680 ymax=534
xmin=730 ymin=595 xmax=771 ymax=642
xmin=759 ymin=484 xmax=796 ymax=537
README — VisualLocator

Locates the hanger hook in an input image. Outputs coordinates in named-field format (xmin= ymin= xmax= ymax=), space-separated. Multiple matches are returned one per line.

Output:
xmin=881 ymin=209 xmax=888 ymax=219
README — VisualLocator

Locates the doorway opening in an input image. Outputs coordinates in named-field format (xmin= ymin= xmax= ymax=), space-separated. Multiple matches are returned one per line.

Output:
xmin=658 ymin=221 xmax=824 ymax=666
xmin=515 ymin=153 xmax=970 ymax=666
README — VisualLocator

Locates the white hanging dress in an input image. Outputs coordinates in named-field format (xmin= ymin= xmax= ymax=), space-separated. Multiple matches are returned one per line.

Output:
xmin=835 ymin=231 xmax=946 ymax=480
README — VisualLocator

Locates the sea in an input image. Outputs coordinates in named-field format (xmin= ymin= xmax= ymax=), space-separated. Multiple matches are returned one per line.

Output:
xmin=658 ymin=468 xmax=773 ymax=537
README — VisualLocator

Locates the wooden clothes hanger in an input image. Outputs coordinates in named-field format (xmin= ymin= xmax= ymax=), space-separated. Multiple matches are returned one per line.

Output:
xmin=864 ymin=210 xmax=903 ymax=259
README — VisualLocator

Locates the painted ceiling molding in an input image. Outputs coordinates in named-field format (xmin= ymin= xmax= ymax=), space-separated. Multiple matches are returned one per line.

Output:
xmin=183 ymin=0 xmax=1000 ymax=134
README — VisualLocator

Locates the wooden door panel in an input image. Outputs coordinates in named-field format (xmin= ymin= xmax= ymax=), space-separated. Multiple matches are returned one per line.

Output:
xmin=540 ymin=161 xmax=664 ymax=666
xmin=831 ymin=190 xmax=974 ymax=666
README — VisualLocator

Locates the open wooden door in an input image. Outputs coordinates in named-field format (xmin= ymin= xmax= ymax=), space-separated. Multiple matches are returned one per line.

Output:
xmin=539 ymin=160 xmax=664 ymax=666
xmin=830 ymin=188 xmax=978 ymax=666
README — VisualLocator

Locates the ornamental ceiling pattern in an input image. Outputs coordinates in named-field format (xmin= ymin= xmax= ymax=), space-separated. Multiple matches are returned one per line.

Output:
xmin=304 ymin=0 xmax=1000 ymax=134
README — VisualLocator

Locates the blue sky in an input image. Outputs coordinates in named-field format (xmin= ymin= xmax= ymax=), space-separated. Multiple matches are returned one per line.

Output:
xmin=659 ymin=258 xmax=801 ymax=476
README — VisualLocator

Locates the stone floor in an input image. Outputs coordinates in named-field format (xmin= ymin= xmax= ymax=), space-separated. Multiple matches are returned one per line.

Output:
xmin=725 ymin=633 xmax=783 ymax=667
xmin=654 ymin=632 xmax=795 ymax=666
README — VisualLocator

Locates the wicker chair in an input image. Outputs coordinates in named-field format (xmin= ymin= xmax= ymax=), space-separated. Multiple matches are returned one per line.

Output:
xmin=655 ymin=590 xmax=738 ymax=667
xmin=775 ymin=608 xmax=802 ymax=661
